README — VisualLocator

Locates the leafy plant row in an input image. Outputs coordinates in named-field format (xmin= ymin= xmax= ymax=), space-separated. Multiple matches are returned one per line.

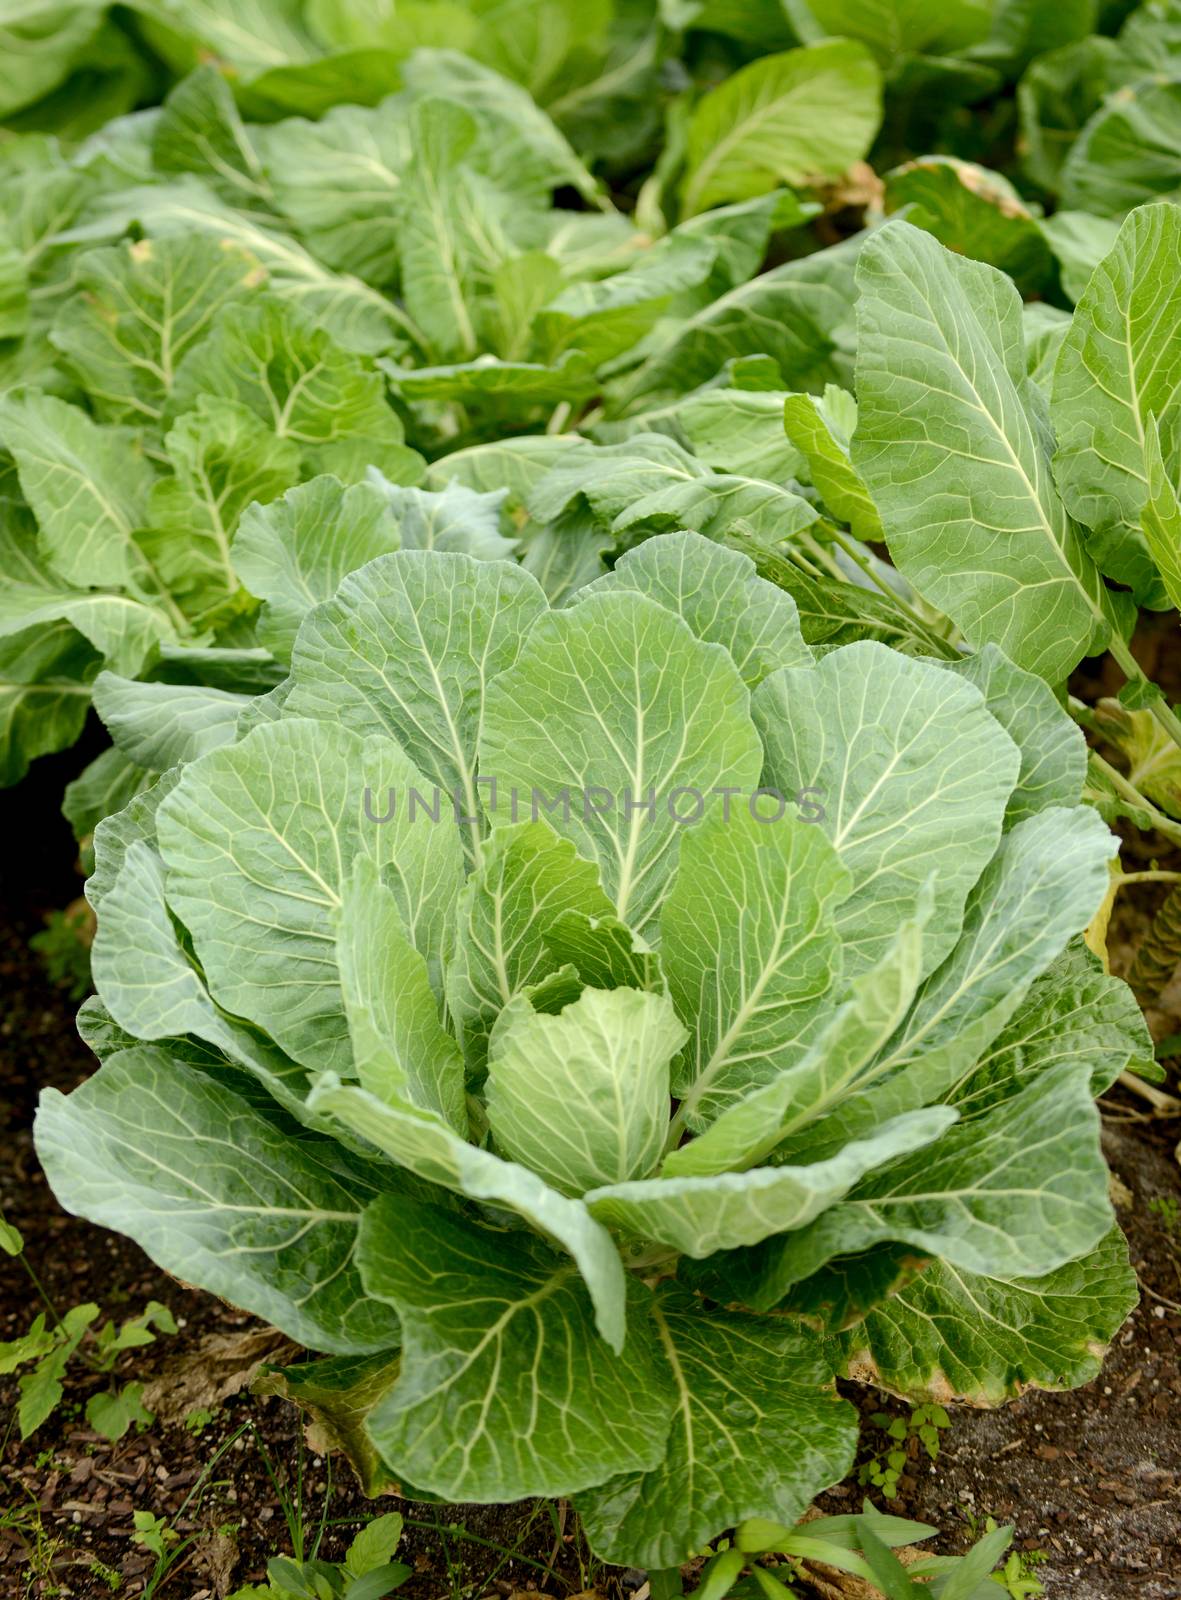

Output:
xmin=4 ymin=0 xmax=1181 ymax=1579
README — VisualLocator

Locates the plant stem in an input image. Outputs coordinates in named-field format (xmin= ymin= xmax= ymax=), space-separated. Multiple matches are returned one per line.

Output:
xmin=823 ymin=526 xmax=960 ymax=660
xmin=1117 ymin=871 xmax=1181 ymax=886
xmin=648 ymin=1568 xmax=684 ymax=1600
xmin=1108 ymin=635 xmax=1181 ymax=753
xmin=1087 ymin=749 xmax=1181 ymax=849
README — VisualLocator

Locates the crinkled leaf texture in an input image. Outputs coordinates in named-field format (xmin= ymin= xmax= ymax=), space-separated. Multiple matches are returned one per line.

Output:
xmin=36 ymin=544 xmax=1136 ymax=1566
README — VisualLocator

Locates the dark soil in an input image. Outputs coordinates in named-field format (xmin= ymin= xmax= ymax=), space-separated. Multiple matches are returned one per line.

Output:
xmin=2 ymin=735 xmax=1179 ymax=1600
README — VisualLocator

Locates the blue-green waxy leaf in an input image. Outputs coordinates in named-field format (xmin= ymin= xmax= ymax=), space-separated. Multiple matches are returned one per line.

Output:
xmin=233 ymin=477 xmax=400 ymax=664
xmin=943 ymin=644 xmax=1087 ymax=825
xmin=445 ymin=820 xmax=617 ymax=1068
xmin=366 ymin=476 xmax=517 ymax=561
xmin=486 ymin=987 xmax=687 ymax=1196
xmin=156 ymin=718 xmax=462 ymax=1075
xmin=866 ymin=804 xmax=1119 ymax=1098
xmin=585 ymin=1106 xmax=955 ymax=1258
xmin=480 ymin=591 xmax=764 ymax=935
xmin=1051 ymin=202 xmax=1181 ymax=603
xmin=287 ymin=552 xmax=548 ymax=866
xmin=730 ymin=1062 xmax=1115 ymax=1310
xmin=664 ymin=910 xmax=928 ymax=1178
xmin=754 ymin=642 xmax=1021 ymax=979
xmin=853 ymin=219 xmax=1115 ymax=682
xmin=92 ymin=673 xmax=248 ymax=772
xmin=951 ymin=942 xmax=1155 ymax=1111
xmin=576 ymin=1288 xmax=857 ymax=1568
xmin=336 ymin=856 xmax=467 ymax=1133
xmin=35 ymin=1046 xmax=399 ymax=1356
xmin=576 ymin=531 xmax=810 ymax=689
xmin=356 ymin=1197 xmax=670 ymax=1500
xmin=661 ymin=806 xmax=852 ymax=1131
xmin=307 ymin=1078 xmax=628 ymax=1352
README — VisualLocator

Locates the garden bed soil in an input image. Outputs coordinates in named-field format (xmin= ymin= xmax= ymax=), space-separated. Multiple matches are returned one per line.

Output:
xmin=2 ymin=736 xmax=1179 ymax=1600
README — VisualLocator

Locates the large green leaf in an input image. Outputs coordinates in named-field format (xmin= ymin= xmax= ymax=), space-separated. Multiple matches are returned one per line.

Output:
xmin=661 ymin=806 xmax=851 ymax=1130
xmin=144 ymin=396 xmax=301 ymax=622
xmin=308 ymin=1077 xmax=629 ymax=1351
xmin=853 ymin=219 xmax=1113 ymax=682
xmin=1051 ymin=202 xmax=1181 ymax=602
xmin=167 ymin=294 xmax=410 ymax=478
xmin=951 ymin=942 xmax=1154 ymax=1110
xmin=576 ymin=1288 xmax=858 ymax=1567
xmin=836 ymin=1225 xmax=1137 ymax=1405
xmin=783 ymin=386 xmax=883 ymax=543
xmin=35 ymin=1045 xmax=400 ymax=1355
xmin=368 ymin=478 xmax=517 ymax=561
xmin=576 ymin=530 xmax=810 ymax=690
xmin=944 ymin=644 xmax=1087 ymax=825
xmin=680 ymin=41 xmax=882 ymax=217
xmin=393 ymin=97 xmax=523 ymax=364
xmin=153 ymin=65 xmax=273 ymax=209
xmin=262 ymin=97 xmax=408 ymax=283
xmin=0 ymin=510 xmax=173 ymax=678
xmin=156 ymin=718 xmax=462 ymax=1074
xmin=91 ymin=179 xmax=412 ymax=355
xmin=586 ymin=1107 xmax=955 ymax=1257
xmin=50 ymin=234 xmax=261 ymax=426
xmin=866 ymin=805 xmax=1118 ymax=1098
xmin=0 ymin=619 xmax=99 ymax=784
xmin=356 ymin=1196 xmax=671 ymax=1500
xmin=92 ymin=674 xmax=247 ymax=771
xmin=336 ymin=856 xmax=467 ymax=1132
xmin=730 ymin=1062 xmax=1114 ymax=1309
xmin=479 ymin=591 xmax=764 ymax=933
xmin=486 ymin=987 xmax=687 ymax=1196
xmin=0 ymin=389 xmax=155 ymax=591
xmin=287 ymin=552 xmax=548 ymax=865
xmin=664 ymin=913 xmax=927 ymax=1178
xmin=1142 ymin=414 xmax=1181 ymax=609
xmin=234 ymin=477 xmax=399 ymax=663
xmin=528 ymin=435 xmax=819 ymax=547
xmin=88 ymin=837 xmax=316 ymax=1119
xmin=754 ymin=643 xmax=1020 ymax=978
xmin=445 ymin=820 xmax=616 ymax=1066
xmin=618 ymin=233 xmax=862 ymax=406
xmin=1061 ymin=76 xmax=1181 ymax=215
xmin=883 ymin=157 xmax=1052 ymax=294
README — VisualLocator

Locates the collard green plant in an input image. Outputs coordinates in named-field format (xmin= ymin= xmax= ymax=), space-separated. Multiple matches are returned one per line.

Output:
xmin=35 ymin=536 xmax=1151 ymax=1567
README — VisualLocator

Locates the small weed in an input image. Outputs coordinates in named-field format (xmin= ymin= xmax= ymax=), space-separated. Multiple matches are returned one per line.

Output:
xmin=0 ymin=1208 xmax=175 ymax=1441
xmin=87 ymin=1557 xmax=123 ymax=1592
xmin=184 ymin=1405 xmax=218 ymax=1434
xmin=0 ymin=1492 xmax=68 ymax=1597
xmin=962 ymin=1513 xmax=1046 ymax=1598
xmin=685 ymin=1504 xmax=1026 ymax=1600
xmin=1148 ymin=1194 xmax=1180 ymax=1238
xmin=229 ymin=1510 xmax=410 ymax=1599
xmin=29 ymin=903 xmax=93 ymax=1000
xmin=859 ymin=1404 xmax=951 ymax=1499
